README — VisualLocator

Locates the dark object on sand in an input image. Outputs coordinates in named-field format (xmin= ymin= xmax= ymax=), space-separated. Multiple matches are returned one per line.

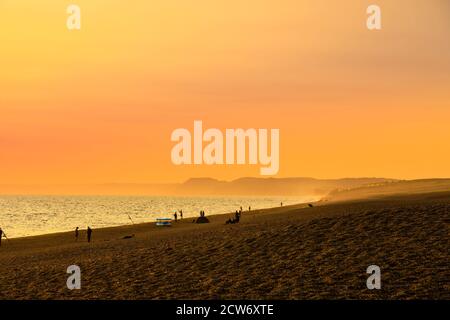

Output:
xmin=308 ymin=203 xmax=314 ymax=208
xmin=156 ymin=218 xmax=172 ymax=226
xmin=226 ymin=211 xmax=241 ymax=224
xmin=195 ymin=216 xmax=210 ymax=224
xmin=122 ymin=234 xmax=135 ymax=239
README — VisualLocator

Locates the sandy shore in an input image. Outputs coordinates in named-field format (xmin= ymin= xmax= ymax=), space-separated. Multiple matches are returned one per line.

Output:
xmin=0 ymin=192 xmax=448 ymax=299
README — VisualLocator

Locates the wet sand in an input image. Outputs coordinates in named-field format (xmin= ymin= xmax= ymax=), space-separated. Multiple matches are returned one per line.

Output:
xmin=0 ymin=192 xmax=448 ymax=299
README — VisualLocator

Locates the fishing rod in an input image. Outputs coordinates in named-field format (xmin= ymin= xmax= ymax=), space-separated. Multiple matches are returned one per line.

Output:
xmin=127 ymin=214 xmax=135 ymax=225
xmin=2 ymin=233 xmax=11 ymax=243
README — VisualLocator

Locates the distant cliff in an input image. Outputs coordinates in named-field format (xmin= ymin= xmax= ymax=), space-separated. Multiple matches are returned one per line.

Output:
xmin=176 ymin=177 xmax=397 ymax=196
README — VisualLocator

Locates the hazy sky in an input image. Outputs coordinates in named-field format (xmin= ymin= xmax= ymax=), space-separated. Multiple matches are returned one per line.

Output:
xmin=0 ymin=0 xmax=449 ymax=185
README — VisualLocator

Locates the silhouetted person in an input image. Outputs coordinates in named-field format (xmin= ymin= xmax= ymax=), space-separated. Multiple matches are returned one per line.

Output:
xmin=249 ymin=206 xmax=251 ymax=211
xmin=87 ymin=226 xmax=92 ymax=243
xmin=0 ymin=228 xmax=5 ymax=246
xmin=174 ymin=212 xmax=178 ymax=222
xmin=179 ymin=210 xmax=183 ymax=219
xmin=280 ymin=202 xmax=283 ymax=207
xmin=75 ymin=227 xmax=79 ymax=241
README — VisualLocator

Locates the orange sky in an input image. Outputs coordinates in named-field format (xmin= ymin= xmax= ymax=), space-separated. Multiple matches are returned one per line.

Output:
xmin=0 ymin=0 xmax=449 ymax=186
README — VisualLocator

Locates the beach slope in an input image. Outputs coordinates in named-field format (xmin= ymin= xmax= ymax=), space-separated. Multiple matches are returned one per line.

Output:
xmin=0 ymin=192 xmax=448 ymax=299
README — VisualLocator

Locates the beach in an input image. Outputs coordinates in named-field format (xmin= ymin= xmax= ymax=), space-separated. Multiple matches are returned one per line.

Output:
xmin=0 ymin=191 xmax=448 ymax=299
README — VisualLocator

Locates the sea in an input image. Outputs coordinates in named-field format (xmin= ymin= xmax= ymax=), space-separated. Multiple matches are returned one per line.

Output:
xmin=0 ymin=195 xmax=317 ymax=238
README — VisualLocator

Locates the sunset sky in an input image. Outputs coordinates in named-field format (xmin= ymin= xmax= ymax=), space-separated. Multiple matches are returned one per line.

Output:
xmin=0 ymin=0 xmax=449 ymax=187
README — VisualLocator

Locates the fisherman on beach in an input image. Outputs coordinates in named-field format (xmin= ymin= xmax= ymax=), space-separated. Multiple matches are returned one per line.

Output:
xmin=75 ymin=227 xmax=79 ymax=241
xmin=0 ymin=228 xmax=7 ymax=246
xmin=87 ymin=226 xmax=93 ymax=243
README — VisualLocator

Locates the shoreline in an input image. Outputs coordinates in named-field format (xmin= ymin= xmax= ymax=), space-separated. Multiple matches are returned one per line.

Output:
xmin=3 ymin=201 xmax=313 ymax=242
xmin=5 ymin=188 xmax=449 ymax=241
xmin=0 ymin=195 xmax=321 ymax=239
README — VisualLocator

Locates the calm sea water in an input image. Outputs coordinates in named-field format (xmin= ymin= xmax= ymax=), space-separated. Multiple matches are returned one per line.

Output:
xmin=0 ymin=195 xmax=317 ymax=238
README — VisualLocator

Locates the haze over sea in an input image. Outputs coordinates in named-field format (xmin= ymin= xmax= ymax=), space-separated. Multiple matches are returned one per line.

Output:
xmin=0 ymin=195 xmax=317 ymax=238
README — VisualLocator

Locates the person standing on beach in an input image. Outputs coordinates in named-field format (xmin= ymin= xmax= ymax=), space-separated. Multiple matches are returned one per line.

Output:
xmin=75 ymin=227 xmax=79 ymax=241
xmin=174 ymin=212 xmax=178 ymax=222
xmin=87 ymin=226 xmax=92 ymax=243
xmin=179 ymin=210 xmax=183 ymax=219
xmin=0 ymin=228 xmax=6 ymax=246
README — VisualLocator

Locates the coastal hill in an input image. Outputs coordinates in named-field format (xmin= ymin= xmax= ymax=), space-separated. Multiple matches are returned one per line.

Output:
xmin=178 ymin=177 xmax=396 ymax=196
xmin=0 ymin=177 xmax=396 ymax=196
xmin=324 ymin=178 xmax=450 ymax=202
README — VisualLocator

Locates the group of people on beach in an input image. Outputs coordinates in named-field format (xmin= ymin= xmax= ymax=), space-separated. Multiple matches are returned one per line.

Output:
xmin=171 ymin=204 xmax=257 ymax=225
xmin=1 ymin=201 xmax=289 ymax=245
xmin=172 ymin=203 xmax=288 ymax=224
xmin=173 ymin=209 xmax=210 ymax=223
xmin=74 ymin=226 xmax=93 ymax=243
xmin=226 ymin=208 xmax=243 ymax=224
xmin=173 ymin=210 xmax=184 ymax=222
xmin=1 ymin=202 xmax=288 ymax=245
xmin=0 ymin=226 xmax=93 ymax=247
